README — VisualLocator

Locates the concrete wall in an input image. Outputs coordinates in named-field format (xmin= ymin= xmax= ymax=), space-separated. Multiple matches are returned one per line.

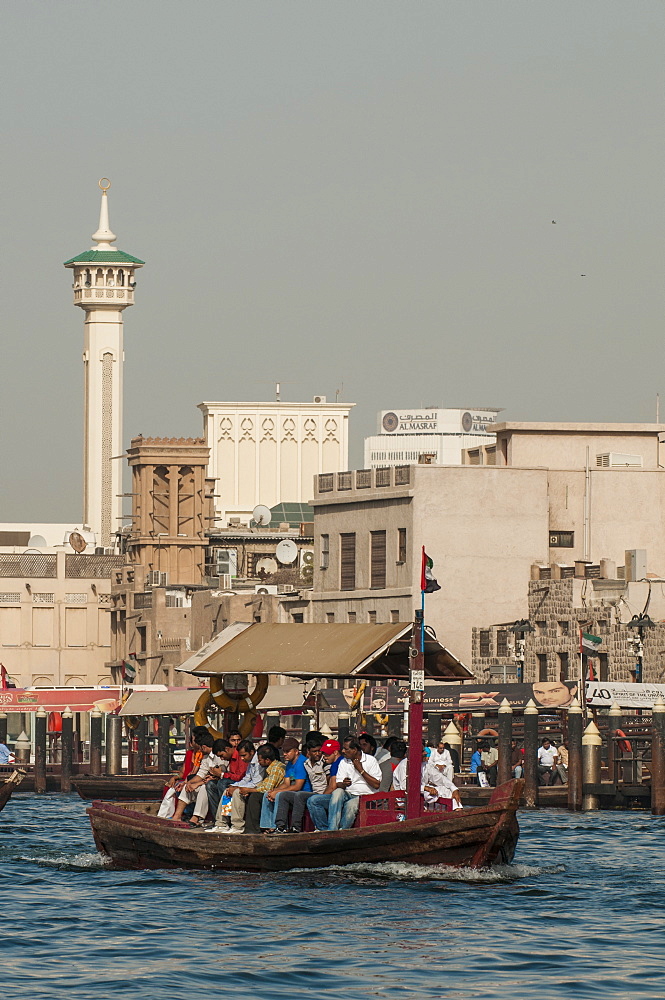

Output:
xmin=495 ymin=424 xmax=663 ymax=470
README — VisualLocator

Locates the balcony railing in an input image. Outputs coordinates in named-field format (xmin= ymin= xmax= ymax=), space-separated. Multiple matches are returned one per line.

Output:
xmin=316 ymin=465 xmax=411 ymax=494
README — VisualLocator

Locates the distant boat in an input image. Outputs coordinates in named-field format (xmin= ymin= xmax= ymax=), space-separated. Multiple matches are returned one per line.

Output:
xmin=0 ymin=769 xmax=26 ymax=813
xmin=73 ymin=774 xmax=171 ymax=801
xmin=87 ymin=779 xmax=523 ymax=872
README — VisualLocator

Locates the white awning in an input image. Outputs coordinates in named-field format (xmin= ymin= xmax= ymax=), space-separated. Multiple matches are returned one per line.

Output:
xmin=118 ymin=688 xmax=206 ymax=717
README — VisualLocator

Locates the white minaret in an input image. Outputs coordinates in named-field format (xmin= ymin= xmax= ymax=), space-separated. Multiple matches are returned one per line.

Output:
xmin=64 ymin=179 xmax=144 ymax=548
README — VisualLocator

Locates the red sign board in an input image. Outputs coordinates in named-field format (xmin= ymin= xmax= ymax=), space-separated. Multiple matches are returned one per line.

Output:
xmin=0 ymin=688 xmax=122 ymax=714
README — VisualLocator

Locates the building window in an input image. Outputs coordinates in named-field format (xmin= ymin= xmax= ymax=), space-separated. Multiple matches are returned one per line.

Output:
xmin=368 ymin=611 xmax=377 ymax=624
xmin=214 ymin=548 xmax=238 ymax=577
xmin=549 ymin=530 xmax=574 ymax=548
xmin=326 ymin=612 xmax=335 ymax=624
xmin=558 ymin=621 xmax=569 ymax=637
xmin=536 ymin=621 xmax=547 ymax=636
xmin=370 ymin=531 xmax=387 ymax=589
xmin=320 ymin=534 xmax=329 ymax=570
xmin=537 ymin=653 xmax=548 ymax=682
xmin=598 ymin=653 xmax=609 ymax=682
xmin=558 ymin=652 xmax=569 ymax=681
xmin=496 ymin=630 xmax=508 ymax=657
xmin=479 ymin=630 xmax=491 ymax=657
xmin=397 ymin=528 xmax=407 ymax=564
xmin=340 ymin=533 xmax=356 ymax=591
xmin=291 ymin=612 xmax=304 ymax=623
xmin=390 ymin=609 xmax=400 ymax=623
xmin=347 ymin=611 xmax=356 ymax=623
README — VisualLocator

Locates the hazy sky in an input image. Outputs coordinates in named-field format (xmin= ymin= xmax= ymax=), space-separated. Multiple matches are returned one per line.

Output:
xmin=1 ymin=1 xmax=663 ymax=521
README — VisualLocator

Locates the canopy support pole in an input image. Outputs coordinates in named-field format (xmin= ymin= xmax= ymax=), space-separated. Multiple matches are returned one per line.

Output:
xmin=406 ymin=608 xmax=425 ymax=820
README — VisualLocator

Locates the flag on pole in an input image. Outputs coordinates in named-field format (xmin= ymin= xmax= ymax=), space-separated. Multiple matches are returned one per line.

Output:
xmin=580 ymin=631 xmax=602 ymax=656
xmin=122 ymin=655 xmax=137 ymax=682
xmin=421 ymin=548 xmax=441 ymax=594
xmin=0 ymin=664 xmax=7 ymax=690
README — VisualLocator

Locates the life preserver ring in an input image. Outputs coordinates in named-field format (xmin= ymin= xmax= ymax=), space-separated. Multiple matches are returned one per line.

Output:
xmin=616 ymin=729 xmax=632 ymax=754
xmin=374 ymin=713 xmax=389 ymax=726
xmin=477 ymin=728 xmax=499 ymax=739
xmin=195 ymin=675 xmax=270 ymax=739
xmin=349 ymin=681 xmax=367 ymax=711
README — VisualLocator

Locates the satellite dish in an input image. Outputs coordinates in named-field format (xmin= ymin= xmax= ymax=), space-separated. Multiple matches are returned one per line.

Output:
xmin=69 ymin=531 xmax=87 ymax=553
xmin=27 ymin=535 xmax=47 ymax=548
xmin=252 ymin=504 xmax=272 ymax=527
xmin=276 ymin=539 xmax=298 ymax=565
xmin=256 ymin=556 xmax=278 ymax=575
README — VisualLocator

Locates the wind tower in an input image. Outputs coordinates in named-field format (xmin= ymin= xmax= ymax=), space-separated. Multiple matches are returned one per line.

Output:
xmin=64 ymin=179 xmax=144 ymax=549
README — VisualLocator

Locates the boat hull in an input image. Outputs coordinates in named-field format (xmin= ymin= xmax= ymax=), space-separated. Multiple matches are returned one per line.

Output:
xmin=0 ymin=770 xmax=26 ymax=813
xmin=87 ymin=781 xmax=522 ymax=872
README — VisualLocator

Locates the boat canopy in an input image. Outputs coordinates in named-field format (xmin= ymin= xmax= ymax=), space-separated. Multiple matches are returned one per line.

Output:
xmin=176 ymin=622 xmax=472 ymax=680
xmin=118 ymin=688 xmax=206 ymax=717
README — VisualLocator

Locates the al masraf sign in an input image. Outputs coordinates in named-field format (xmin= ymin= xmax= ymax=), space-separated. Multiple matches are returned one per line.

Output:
xmin=380 ymin=409 xmax=498 ymax=435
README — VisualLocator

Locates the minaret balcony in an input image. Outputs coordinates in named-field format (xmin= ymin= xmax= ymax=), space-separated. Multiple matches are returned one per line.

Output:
xmin=73 ymin=286 xmax=135 ymax=306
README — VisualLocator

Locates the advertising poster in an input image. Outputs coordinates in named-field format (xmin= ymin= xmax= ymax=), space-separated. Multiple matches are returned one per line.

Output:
xmin=366 ymin=680 xmax=579 ymax=713
xmin=585 ymin=681 xmax=665 ymax=709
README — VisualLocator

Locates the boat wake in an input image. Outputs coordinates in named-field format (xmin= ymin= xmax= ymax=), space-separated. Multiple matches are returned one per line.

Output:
xmin=18 ymin=851 xmax=110 ymax=871
xmin=305 ymin=861 xmax=565 ymax=883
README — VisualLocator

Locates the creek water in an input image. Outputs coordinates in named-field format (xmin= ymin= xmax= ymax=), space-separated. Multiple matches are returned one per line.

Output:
xmin=1 ymin=793 xmax=663 ymax=1000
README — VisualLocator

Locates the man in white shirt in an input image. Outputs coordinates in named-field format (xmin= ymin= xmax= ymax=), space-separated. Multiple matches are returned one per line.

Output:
xmin=173 ymin=737 xmax=232 ymax=825
xmin=393 ymin=747 xmax=463 ymax=809
xmin=537 ymin=738 xmax=559 ymax=786
xmin=326 ymin=737 xmax=382 ymax=830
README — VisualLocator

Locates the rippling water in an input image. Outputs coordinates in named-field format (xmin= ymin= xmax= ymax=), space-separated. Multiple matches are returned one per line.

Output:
xmin=1 ymin=793 xmax=664 ymax=999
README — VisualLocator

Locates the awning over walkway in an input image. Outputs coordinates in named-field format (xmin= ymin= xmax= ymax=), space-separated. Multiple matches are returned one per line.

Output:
xmin=176 ymin=622 xmax=472 ymax=680
xmin=0 ymin=688 xmax=122 ymax=714
xmin=259 ymin=681 xmax=317 ymax=711
xmin=118 ymin=688 xmax=206 ymax=718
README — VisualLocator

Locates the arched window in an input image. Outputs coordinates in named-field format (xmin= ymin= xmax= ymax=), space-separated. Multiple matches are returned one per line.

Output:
xmin=95 ymin=268 xmax=103 ymax=286
xmin=84 ymin=269 xmax=92 ymax=287
xmin=106 ymin=269 xmax=115 ymax=287
xmin=117 ymin=269 xmax=124 ymax=286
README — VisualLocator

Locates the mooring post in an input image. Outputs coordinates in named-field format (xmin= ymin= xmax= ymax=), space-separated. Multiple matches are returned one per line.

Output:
xmin=89 ymin=708 xmax=102 ymax=776
xmin=0 ymin=712 xmax=7 ymax=744
xmin=337 ymin=712 xmax=350 ymax=746
xmin=567 ymin=698 xmax=583 ymax=811
xmin=428 ymin=712 xmax=442 ymax=746
xmin=157 ymin=715 xmax=170 ymax=773
xmin=106 ymin=714 xmax=122 ymax=775
xmin=608 ymin=701 xmax=622 ymax=785
xmin=34 ymin=707 xmax=48 ymax=794
xmin=651 ymin=697 xmax=665 ymax=816
xmin=523 ymin=699 xmax=539 ymax=808
xmin=442 ymin=720 xmax=462 ymax=773
xmin=582 ymin=720 xmax=602 ymax=811
xmin=60 ymin=707 xmax=73 ymax=792
xmin=497 ymin=698 xmax=513 ymax=785
xmin=134 ymin=716 xmax=147 ymax=775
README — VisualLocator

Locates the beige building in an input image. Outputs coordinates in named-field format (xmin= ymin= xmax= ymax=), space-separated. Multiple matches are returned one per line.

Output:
xmin=0 ymin=550 xmax=121 ymax=688
xmin=310 ymin=422 xmax=665 ymax=666
xmin=199 ymin=398 xmax=354 ymax=527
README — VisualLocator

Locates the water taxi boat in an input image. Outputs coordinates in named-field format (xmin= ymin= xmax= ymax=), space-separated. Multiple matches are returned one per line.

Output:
xmin=0 ymin=769 xmax=25 ymax=813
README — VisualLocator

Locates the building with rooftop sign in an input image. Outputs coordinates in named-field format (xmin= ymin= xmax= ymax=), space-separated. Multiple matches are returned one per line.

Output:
xmin=364 ymin=407 xmax=501 ymax=469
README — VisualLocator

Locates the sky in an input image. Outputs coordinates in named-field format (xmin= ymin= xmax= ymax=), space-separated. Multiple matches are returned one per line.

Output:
xmin=1 ymin=1 xmax=664 ymax=522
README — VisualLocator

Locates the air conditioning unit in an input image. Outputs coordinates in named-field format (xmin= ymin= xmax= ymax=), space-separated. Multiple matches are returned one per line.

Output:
xmin=281 ymin=584 xmax=296 ymax=593
xmin=313 ymin=395 xmax=327 ymax=404
xmin=147 ymin=571 xmax=168 ymax=587
xmin=299 ymin=549 xmax=314 ymax=568
xmin=596 ymin=452 xmax=643 ymax=468
xmin=218 ymin=574 xmax=232 ymax=590
xmin=254 ymin=585 xmax=278 ymax=595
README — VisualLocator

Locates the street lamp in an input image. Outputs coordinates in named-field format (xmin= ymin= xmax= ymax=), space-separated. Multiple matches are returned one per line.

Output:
xmin=626 ymin=613 xmax=656 ymax=684
xmin=509 ymin=619 xmax=535 ymax=684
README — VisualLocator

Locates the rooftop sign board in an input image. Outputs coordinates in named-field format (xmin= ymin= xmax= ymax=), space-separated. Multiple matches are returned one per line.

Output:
xmin=379 ymin=408 xmax=499 ymax=436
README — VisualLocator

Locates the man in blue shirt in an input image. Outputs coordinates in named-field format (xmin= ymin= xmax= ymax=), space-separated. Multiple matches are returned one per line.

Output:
xmin=260 ymin=737 xmax=310 ymax=832
xmin=0 ymin=742 xmax=11 ymax=765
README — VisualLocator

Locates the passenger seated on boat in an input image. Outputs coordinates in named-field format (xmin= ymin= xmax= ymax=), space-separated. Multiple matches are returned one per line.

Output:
xmin=207 ymin=740 xmax=264 ymax=832
xmin=267 ymin=725 xmax=287 ymax=762
xmin=429 ymin=740 xmax=454 ymax=782
xmin=172 ymin=736 xmax=230 ymax=826
xmin=224 ymin=745 xmax=285 ymax=834
xmin=260 ymin=738 xmax=311 ymax=832
xmin=310 ymin=737 xmax=382 ymax=832
xmin=392 ymin=746 xmax=463 ymax=809
xmin=206 ymin=735 xmax=252 ymax=815
xmin=270 ymin=739 xmax=328 ymax=833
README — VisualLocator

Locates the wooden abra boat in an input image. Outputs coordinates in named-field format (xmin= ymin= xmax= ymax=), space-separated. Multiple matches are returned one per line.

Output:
xmin=73 ymin=774 xmax=172 ymax=801
xmin=0 ymin=769 xmax=26 ymax=813
xmin=87 ymin=779 xmax=522 ymax=872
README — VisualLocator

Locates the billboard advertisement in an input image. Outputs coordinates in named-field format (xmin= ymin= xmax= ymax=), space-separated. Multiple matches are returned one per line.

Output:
xmin=379 ymin=409 xmax=499 ymax=436
xmin=365 ymin=680 xmax=579 ymax=713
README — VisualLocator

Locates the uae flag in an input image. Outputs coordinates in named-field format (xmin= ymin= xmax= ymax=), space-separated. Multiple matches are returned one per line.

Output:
xmin=580 ymin=631 xmax=602 ymax=656
xmin=122 ymin=656 xmax=137 ymax=682
xmin=421 ymin=548 xmax=441 ymax=594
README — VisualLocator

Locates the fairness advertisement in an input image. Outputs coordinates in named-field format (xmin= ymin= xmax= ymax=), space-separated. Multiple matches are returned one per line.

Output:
xmin=585 ymin=681 xmax=665 ymax=709
xmin=365 ymin=680 xmax=579 ymax=713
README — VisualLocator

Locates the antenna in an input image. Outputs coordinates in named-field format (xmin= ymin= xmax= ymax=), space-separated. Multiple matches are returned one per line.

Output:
xmin=276 ymin=539 xmax=298 ymax=565
xmin=251 ymin=505 xmax=272 ymax=528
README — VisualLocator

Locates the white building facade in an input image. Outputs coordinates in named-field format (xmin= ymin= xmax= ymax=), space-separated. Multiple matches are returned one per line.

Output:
xmin=364 ymin=407 xmax=501 ymax=468
xmin=64 ymin=180 xmax=144 ymax=549
xmin=200 ymin=399 xmax=354 ymax=526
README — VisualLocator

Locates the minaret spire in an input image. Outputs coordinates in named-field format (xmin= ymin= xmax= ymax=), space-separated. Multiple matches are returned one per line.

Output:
xmin=91 ymin=177 xmax=117 ymax=248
